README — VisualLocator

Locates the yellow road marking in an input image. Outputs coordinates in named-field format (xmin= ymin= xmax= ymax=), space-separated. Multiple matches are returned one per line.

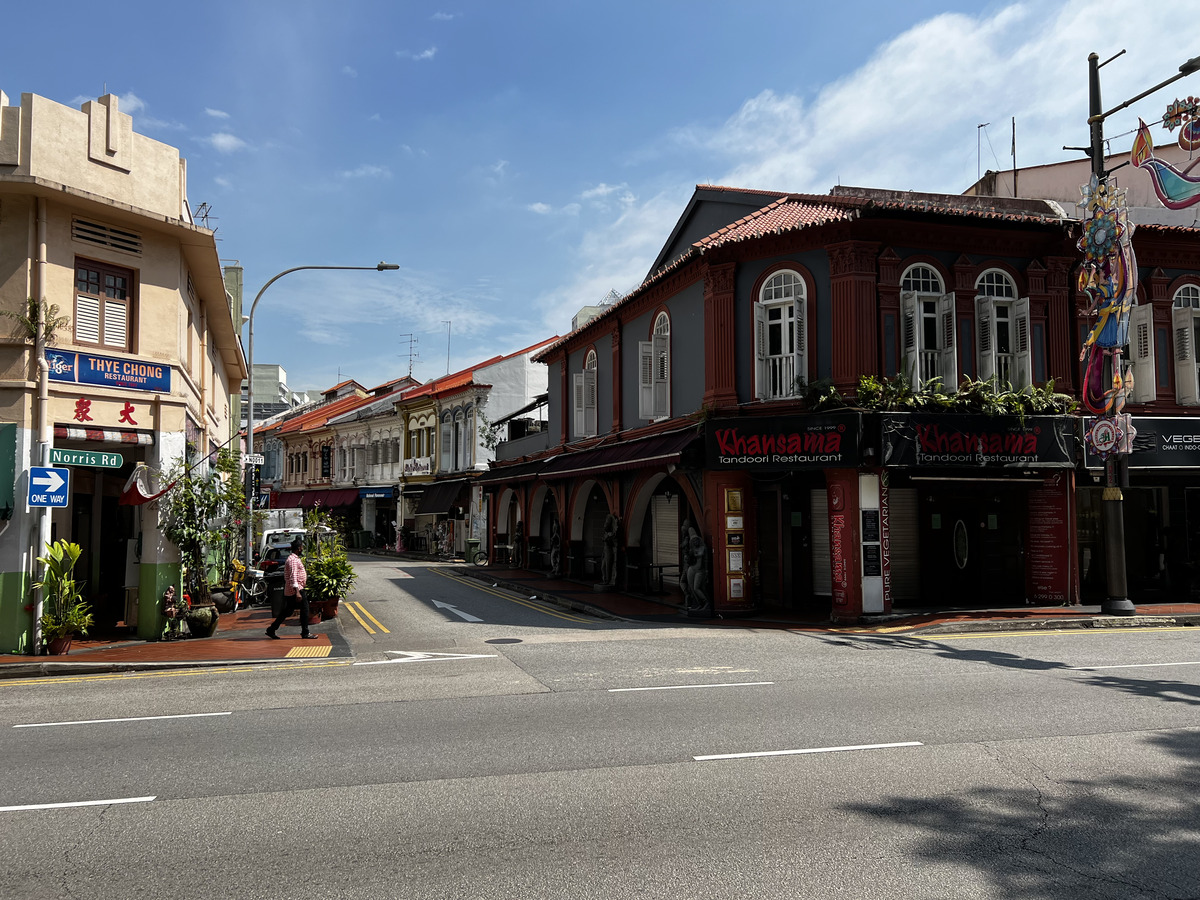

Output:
xmin=355 ymin=604 xmax=390 ymax=634
xmin=343 ymin=601 xmax=376 ymax=635
xmin=285 ymin=645 xmax=332 ymax=658
xmin=434 ymin=570 xmax=593 ymax=622
xmin=934 ymin=626 xmax=1196 ymax=640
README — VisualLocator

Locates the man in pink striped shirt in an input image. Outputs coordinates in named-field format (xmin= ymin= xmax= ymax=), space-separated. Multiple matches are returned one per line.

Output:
xmin=266 ymin=537 xmax=316 ymax=640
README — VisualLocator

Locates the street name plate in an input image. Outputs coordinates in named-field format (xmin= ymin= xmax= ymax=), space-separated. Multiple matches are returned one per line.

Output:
xmin=245 ymin=453 xmax=265 ymax=465
xmin=50 ymin=448 xmax=124 ymax=468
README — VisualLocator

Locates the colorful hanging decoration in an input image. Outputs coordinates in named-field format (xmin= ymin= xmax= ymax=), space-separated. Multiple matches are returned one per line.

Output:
xmin=1131 ymin=105 xmax=1200 ymax=209
xmin=1077 ymin=174 xmax=1139 ymax=417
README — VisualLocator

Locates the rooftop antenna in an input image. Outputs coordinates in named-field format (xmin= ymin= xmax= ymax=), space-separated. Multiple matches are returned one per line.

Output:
xmin=977 ymin=122 xmax=990 ymax=182
xmin=443 ymin=321 xmax=451 ymax=374
xmin=397 ymin=333 xmax=420 ymax=377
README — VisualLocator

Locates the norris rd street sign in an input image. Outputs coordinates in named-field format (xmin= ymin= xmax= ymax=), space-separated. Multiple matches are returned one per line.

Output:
xmin=49 ymin=448 xmax=124 ymax=468
xmin=29 ymin=466 xmax=70 ymax=508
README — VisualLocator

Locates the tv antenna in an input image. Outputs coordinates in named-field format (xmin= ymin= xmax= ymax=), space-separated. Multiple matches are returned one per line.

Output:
xmin=397 ymin=333 xmax=420 ymax=377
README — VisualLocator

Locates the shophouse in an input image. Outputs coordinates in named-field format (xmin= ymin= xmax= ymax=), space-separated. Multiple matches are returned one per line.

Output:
xmin=481 ymin=182 xmax=1200 ymax=621
xmin=0 ymin=91 xmax=247 ymax=650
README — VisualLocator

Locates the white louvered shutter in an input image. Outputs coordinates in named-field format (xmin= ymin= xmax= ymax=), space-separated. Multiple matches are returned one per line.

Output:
xmin=976 ymin=296 xmax=996 ymax=384
xmin=793 ymin=296 xmax=806 ymax=389
xmin=573 ymin=373 xmax=586 ymax=436
xmin=1129 ymin=303 xmax=1156 ymax=403
xmin=440 ymin=419 xmax=452 ymax=470
xmin=653 ymin=332 xmax=669 ymax=418
xmin=1013 ymin=297 xmax=1032 ymax=390
xmin=937 ymin=292 xmax=957 ymax=390
xmin=103 ymin=300 xmax=127 ymax=348
xmin=638 ymin=341 xmax=654 ymax=418
xmin=1173 ymin=305 xmax=1200 ymax=406
xmin=900 ymin=291 xmax=919 ymax=388
xmin=75 ymin=295 xmax=101 ymax=344
xmin=754 ymin=302 xmax=768 ymax=400
xmin=583 ymin=367 xmax=597 ymax=436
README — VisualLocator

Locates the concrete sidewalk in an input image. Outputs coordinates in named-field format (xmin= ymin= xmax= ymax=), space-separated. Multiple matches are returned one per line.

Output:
xmin=2 ymin=553 xmax=1197 ymax=679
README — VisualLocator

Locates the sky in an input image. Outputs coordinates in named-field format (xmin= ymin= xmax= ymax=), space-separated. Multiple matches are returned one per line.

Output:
xmin=6 ymin=0 xmax=1200 ymax=392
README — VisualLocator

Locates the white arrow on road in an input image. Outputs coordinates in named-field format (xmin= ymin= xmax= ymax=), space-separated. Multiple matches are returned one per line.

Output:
xmin=354 ymin=650 xmax=498 ymax=666
xmin=32 ymin=470 xmax=65 ymax=493
xmin=432 ymin=599 xmax=484 ymax=622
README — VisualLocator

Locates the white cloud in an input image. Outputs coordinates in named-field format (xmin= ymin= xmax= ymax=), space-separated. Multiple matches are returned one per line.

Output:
xmin=206 ymin=132 xmax=247 ymax=153
xmin=205 ymin=108 xmax=230 ymax=119
xmin=343 ymin=66 xmax=358 ymax=77
xmin=431 ymin=12 xmax=457 ymax=21
xmin=368 ymin=113 xmax=381 ymax=122
xmin=338 ymin=164 xmax=392 ymax=179
xmin=214 ymin=176 xmax=232 ymax=188
xmin=397 ymin=47 xmax=438 ymax=61
xmin=528 ymin=202 xmax=552 ymax=215
xmin=580 ymin=183 xmax=624 ymax=200
xmin=490 ymin=160 xmax=509 ymax=176
xmin=117 ymin=92 xmax=146 ymax=114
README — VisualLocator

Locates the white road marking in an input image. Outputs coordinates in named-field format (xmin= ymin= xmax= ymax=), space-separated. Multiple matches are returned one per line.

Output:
xmin=0 ymin=796 xmax=156 ymax=812
xmin=432 ymin=599 xmax=484 ymax=622
xmin=354 ymin=650 xmax=498 ymax=665
xmin=694 ymin=740 xmax=923 ymax=762
xmin=609 ymin=682 xmax=774 ymax=693
xmin=1070 ymin=660 xmax=1200 ymax=671
xmin=13 ymin=712 xmax=232 ymax=729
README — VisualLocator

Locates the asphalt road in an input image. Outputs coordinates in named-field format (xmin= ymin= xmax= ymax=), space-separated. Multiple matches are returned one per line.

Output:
xmin=1 ymin=556 xmax=1198 ymax=899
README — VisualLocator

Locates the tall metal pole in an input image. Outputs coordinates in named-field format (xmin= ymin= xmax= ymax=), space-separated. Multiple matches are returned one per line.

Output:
xmin=244 ymin=263 xmax=399 ymax=568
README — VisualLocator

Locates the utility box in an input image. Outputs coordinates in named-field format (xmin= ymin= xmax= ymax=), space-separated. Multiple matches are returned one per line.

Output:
xmin=0 ymin=423 xmax=15 ymax=519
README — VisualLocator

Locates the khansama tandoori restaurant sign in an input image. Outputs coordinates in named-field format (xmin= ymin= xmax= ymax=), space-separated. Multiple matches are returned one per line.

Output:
xmin=707 ymin=414 xmax=861 ymax=470
xmin=47 ymin=350 xmax=171 ymax=393
xmin=882 ymin=414 xmax=1075 ymax=468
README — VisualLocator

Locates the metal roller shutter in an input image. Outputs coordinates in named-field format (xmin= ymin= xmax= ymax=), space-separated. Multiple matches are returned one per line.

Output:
xmin=888 ymin=488 xmax=920 ymax=602
xmin=810 ymin=489 xmax=831 ymax=596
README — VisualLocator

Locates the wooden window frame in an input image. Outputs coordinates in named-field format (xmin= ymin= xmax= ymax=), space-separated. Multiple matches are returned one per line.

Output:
xmin=74 ymin=257 xmax=136 ymax=352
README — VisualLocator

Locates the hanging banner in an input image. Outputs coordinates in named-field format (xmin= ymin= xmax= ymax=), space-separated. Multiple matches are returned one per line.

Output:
xmin=1083 ymin=416 xmax=1200 ymax=468
xmin=881 ymin=415 xmax=1075 ymax=468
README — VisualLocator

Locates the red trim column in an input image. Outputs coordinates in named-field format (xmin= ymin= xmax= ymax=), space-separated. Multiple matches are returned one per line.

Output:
xmin=703 ymin=261 xmax=738 ymax=409
xmin=828 ymin=242 xmax=880 ymax=392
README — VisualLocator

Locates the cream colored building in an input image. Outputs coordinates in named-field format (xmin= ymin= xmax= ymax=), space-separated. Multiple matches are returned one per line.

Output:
xmin=0 ymin=91 xmax=246 ymax=652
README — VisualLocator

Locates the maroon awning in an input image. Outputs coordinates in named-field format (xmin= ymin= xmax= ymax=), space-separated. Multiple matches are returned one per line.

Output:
xmin=539 ymin=429 xmax=700 ymax=480
xmin=300 ymin=488 xmax=360 ymax=508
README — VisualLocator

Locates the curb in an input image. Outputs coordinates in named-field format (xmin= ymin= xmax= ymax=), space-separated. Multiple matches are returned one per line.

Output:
xmin=0 ymin=657 xmax=277 ymax=680
xmin=908 ymin=614 xmax=1200 ymax=636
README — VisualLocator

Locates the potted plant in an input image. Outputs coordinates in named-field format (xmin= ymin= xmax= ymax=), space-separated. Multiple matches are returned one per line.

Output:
xmin=185 ymin=603 xmax=220 ymax=638
xmin=34 ymin=540 xmax=94 ymax=655
xmin=304 ymin=527 xmax=358 ymax=620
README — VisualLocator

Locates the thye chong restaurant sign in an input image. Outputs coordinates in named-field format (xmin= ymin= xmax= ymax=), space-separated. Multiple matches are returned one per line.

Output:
xmin=707 ymin=414 xmax=861 ymax=470
xmin=47 ymin=350 xmax=171 ymax=393
xmin=882 ymin=414 xmax=1075 ymax=468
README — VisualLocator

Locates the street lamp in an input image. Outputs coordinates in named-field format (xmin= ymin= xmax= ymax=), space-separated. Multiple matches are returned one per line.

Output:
xmin=1083 ymin=51 xmax=1199 ymax=616
xmin=244 ymin=263 xmax=399 ymax=568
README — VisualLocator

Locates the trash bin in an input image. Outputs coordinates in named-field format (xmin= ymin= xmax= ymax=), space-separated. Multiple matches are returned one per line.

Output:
xmin=466 ymin=539 xmax=480 ymax=560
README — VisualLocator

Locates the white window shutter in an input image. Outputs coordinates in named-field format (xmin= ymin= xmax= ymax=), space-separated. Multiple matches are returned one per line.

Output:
xmin=1129 ymin=303 xmax=1156 ymax=403
xmin=976 ymin=296 xmax=996 ymax=384
xmin=440 ymin=419 xmax=452 ymax=470
xmin=75 ymin=295 xmax=100 ymax=344
xmin=793 ymin=297 xmax=806 ymax=388
xmin=653 ymin=332 xmax=669 ymax=418
xmin=573 ymin=373 xmax=585 ymax=436
xmin=103 ymin=299 xmax=127 ymax=348
xmin=900 ymin=291 xmax=920 ymax=388
xmin=937 ymin=292 xmax=957 ymax=390
xmin=754 ymin=302 xmax=768 ymax=400
xmin=1013 ymin=297 xmax=1032 ymax=390
xmin=638 ymin=341 xmax=654 ymax=418
xmin=583 ymin=367 xmax=597 ymax=436
xmin=1173 ymin=305 xmax=1200 ymax=405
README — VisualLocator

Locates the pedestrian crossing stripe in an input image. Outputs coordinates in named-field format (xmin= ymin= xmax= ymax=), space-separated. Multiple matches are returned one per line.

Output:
xmin=286 ymin=645 xmax=331 ymax=658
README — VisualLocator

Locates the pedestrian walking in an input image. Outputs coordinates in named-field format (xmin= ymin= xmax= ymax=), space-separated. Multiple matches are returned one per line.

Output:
xmin=266 ymin=537 xmax=317 ymax=640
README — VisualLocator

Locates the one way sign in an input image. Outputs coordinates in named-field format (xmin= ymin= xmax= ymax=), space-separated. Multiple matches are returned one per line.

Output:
xmin=29 ymin=466 xmax=70 ymax=508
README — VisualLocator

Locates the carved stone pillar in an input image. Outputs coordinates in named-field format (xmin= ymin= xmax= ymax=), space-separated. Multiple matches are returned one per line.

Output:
xmin=827 ymin=241 xmax=880 ymax=391
xmin=703 ymin=261 xmax=738 ymax=409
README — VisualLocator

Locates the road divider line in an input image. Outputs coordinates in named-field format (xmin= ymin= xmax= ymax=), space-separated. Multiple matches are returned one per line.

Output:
xmin=1071 ymin=660 xmax=1200 ymax=670
xmin=13 ymin=712 xmax=231 ymax=729
xmin=355 ymin=604 xmax=390 ymax=634
xmin=0 ymin=796 xmax=156 ymax=812
xmin=694 ymin=740 xmax=923 ymax=762
xmin=610 ymin=682 xmax=774 ymax=693
xmin=343 ymin=601 xmax=376 ymax=635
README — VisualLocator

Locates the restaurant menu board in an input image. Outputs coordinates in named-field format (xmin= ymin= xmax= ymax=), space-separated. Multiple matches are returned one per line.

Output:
xmin=1026 ymin=477 xmax=1072 ymax=605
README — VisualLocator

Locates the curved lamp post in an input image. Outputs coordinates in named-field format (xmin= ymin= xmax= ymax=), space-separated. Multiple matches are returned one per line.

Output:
xmin=244 ymin=263 xmax=399 ymax=567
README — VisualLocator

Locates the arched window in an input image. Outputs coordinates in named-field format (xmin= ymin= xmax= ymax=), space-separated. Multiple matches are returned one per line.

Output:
xmin=899 ymin=264 xmax=955 ymax=390
xmin=755 ymin=270 xmax=807 ymax=400
xmin=1173 ymin=285 xmax=1200 ymax=405
xmin=573 ymin=349 xmax=598 ymax=438
xmin=640 ymin=312 xmax=670 ymax=419
xmin=974 ymin=268 xmax=1030 ymax=389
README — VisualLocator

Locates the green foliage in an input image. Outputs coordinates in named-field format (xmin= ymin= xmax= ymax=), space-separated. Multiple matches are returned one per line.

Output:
xmin=158 ymin=448 xmax=247 ymax=599
xmin=851 ymin=375 xmax=1077 ymax=419
xmin=34 ymin=540 xmax=93 ymax=641
xmin=477 ymin=407 xmax=501 ymax=452
xmin=2 ymin=298 xmax=71 ymax=346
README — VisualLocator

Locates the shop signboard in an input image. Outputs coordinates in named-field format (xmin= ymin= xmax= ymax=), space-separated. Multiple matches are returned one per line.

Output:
xmin=882 ymin=415 xmax=1075 ymax=468
xmin=47 ymin=350 xmax=171 ymax=393
xmin=359 ymin=487 xmax=399 ymax=499
xmin=706 ymin=414 xmax=861 ymax=470
xmin=1083 ymin=416 xmax=1200 ymax=468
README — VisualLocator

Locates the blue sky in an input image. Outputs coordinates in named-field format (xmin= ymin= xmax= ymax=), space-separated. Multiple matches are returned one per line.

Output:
xmin=6 ymin=1 xmax=1200 ymax=390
